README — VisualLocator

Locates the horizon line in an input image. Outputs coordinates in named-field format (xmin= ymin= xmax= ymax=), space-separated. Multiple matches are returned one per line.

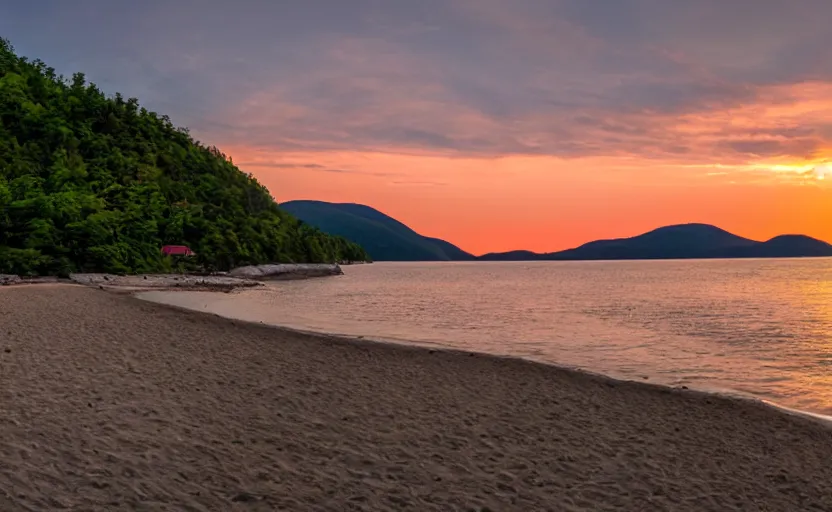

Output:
xmin=280 ymin=199 xmax=832 ymax=256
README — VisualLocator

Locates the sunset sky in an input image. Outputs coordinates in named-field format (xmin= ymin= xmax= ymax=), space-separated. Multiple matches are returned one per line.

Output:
xmin=2 ymin=0 xmax=831 ymax=255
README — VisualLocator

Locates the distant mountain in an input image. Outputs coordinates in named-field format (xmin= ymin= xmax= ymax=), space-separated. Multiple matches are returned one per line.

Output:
xmin=479 ymin=224 xmax=832 ymax=261
xmin=279 ymin=201 xmax=832 ymax=262
xmin=422 ymin=237 xmax=476 ymax=261
xmin=720 ymin=235 xmax=832 ymax=259
xmin=478 ymin=250 xmax=540 ymax=261
xmin=280 ymin=201 xmax=475 ymax=261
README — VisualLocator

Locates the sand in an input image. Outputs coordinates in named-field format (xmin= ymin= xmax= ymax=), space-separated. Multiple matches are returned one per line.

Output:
xmin=1 ymin=285 xmax=832 ymax=511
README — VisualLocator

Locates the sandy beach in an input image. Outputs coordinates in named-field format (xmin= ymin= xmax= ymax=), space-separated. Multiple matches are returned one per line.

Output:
xmin=1 ymin=285 xmax=832 ymax=511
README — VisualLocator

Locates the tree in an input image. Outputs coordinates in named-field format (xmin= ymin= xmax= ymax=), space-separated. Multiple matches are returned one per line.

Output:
xmin=0 ymin=39 xmax=369 ymax=275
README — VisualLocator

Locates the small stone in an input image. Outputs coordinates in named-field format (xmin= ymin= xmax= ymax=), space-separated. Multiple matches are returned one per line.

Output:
xmin=0 ymin=275 xmax=21 ymax=286
xmin=4 ymin=348 xmax=10 ymax=353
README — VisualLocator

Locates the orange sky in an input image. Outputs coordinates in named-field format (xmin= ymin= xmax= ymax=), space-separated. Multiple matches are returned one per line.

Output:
xmin=229 ymin=147 xmax=832 ymax=255
xmin=225 ymin=79 xmax=832 ymax=254
xmin=5 ymin=0 xmax=831 ymax=255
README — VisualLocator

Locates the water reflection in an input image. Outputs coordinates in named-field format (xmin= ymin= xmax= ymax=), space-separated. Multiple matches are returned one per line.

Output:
xmin=140 ymin=258 xmax=832 ymax=416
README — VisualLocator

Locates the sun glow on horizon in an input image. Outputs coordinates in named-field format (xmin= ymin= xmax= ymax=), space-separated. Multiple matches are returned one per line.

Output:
xmin=681 ymin=158 xmax=832 ymax=182
xmin=815 ymin=163 xmax=831 ymax=180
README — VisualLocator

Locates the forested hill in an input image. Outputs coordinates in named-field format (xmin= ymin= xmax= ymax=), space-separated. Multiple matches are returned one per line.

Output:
xmin=0 ymin=39 xmax=368 ymax=275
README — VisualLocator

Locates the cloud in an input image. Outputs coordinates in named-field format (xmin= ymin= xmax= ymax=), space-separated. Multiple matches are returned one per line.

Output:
xmin=390 ymin=180 xmax=448 ymax=186
xmin=719 ymin=139 xmax=822 ymax=159
xmin=2 ymin=0 xmax=832 ymax=168
xmin=250 ymin=162 xmax=396 ymax=176
xmin=238 ymin=163 xmax=326 ymax=169
xmin=316 ymin=168 xmax=393 ymax=177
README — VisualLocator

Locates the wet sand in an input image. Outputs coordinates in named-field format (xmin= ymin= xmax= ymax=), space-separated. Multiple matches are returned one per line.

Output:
xmin=1 ymin=284 xmax=832 ymax=511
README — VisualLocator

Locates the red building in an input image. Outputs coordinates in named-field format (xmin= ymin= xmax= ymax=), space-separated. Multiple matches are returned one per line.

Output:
xmin=161 ymin=245 xmax=196 ymax=257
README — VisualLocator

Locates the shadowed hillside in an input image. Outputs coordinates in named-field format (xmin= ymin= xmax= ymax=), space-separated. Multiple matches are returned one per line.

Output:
xmin=281 ymin=201 xmax=474 ymax=261
xmin=282 ymin=199 xmax=832 ymax=263
xmin=480 ymin=224 xmax=832 ymax=261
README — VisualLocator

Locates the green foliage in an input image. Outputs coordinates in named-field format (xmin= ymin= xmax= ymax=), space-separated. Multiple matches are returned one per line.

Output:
xmin=0 ymin=39 xmax=368 ymax=275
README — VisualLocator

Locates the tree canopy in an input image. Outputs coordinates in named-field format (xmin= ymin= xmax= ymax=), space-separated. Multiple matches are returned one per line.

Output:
xmin=0 ymin=38 xmax=369 ymax=275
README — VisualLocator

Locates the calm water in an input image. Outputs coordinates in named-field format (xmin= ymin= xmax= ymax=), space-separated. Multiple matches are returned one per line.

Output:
xmin=141 ymin=259 xmax=832 ymax=416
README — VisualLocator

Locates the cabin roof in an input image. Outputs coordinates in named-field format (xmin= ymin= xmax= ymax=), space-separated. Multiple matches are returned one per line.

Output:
xmin=161 ymin=245 xmax=195 ymax=256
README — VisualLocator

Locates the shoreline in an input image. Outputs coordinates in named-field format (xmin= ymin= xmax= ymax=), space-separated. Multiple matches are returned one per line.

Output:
xmin=136 ymin=288 xmax=832 ymax=430
xmin=0 ymin=263 xmax=346 ymax=292
xmin=4 ymin=283 xmax=832 ymax=510
xmin=18 ymin=278 xmax=827 ymax=429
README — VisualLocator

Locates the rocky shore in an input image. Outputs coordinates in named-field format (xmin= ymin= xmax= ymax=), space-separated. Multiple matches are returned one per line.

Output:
xmin=68 ymin=273 xmax=264 ymax=292
xmin=0 ymin=263 xmax=345 ymax=292
xmin=228 ymin=263 xmax=343 ymax=280
xmin=0 ymin=275 xmax=63 ymax=286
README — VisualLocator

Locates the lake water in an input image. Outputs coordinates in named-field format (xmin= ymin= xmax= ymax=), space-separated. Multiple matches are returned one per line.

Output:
xmin=140 ymin=259 xmax=832 ymax=417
